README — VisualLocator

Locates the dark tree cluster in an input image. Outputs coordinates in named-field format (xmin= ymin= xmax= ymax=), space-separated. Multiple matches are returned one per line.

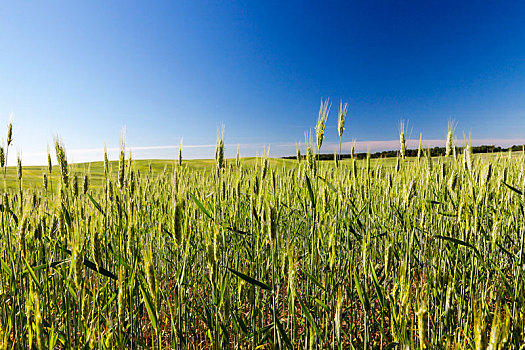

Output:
xmin=284 ymin=144 xmax=525 ymax=161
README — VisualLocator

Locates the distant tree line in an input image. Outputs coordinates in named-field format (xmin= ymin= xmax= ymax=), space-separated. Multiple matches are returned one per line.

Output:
xmin=283 ymin=144 xmax=525 ymax=161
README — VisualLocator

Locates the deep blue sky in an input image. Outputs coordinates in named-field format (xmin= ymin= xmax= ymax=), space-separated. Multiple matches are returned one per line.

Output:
xmin=1 ymin=1 xmax=525 ymax=163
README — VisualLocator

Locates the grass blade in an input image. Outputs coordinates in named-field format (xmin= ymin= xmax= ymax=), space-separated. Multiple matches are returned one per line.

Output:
xmin=226 ymin=267 xmax=271 ymax=291
xmin=298 ymin=297 xmax=320 ymax=338
xmin=87 ymin=193 xmax=105 ymax=215
xmin=502 ymin=181 xmax=523 ymax=196
xmin=305 ymin=174 xmax=316 ymax=208
xmin=354 ymin=268 xmax=370 ymax=312
xmin=139 ymin=282 xmax=158 ymax=331
xmin=434 ymin=235 xmax=480 ymax=257
xmin=189 ymin=192 xmax=213 ymax=220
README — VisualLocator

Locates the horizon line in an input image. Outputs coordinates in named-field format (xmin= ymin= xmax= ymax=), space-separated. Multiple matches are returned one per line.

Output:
xmin=5 ymin=137 xmax=525 ymax=167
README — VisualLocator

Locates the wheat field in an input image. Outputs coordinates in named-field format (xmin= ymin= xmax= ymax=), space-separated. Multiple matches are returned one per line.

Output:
xmin=0 ymin=120 xmax=524 ymax=349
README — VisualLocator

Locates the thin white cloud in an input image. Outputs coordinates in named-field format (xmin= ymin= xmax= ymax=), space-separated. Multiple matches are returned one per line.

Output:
xmin=65 ymin=142 xmax=298 ymax=156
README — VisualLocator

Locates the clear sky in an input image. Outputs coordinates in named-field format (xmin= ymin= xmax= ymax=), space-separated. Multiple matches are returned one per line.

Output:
xmin=1 ymin=1 xmax=525 ymax=164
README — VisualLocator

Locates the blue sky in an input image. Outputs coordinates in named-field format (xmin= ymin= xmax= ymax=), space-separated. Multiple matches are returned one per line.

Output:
xmin=1 ymin=1 xmax=525 ymax=164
